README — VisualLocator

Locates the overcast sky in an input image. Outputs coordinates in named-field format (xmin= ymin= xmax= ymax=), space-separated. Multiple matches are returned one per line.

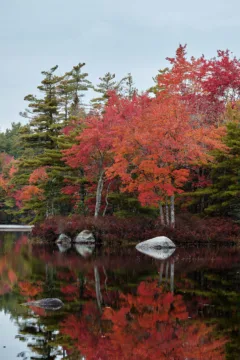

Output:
xmin=1 ymin=0 xmax=240 ymax=130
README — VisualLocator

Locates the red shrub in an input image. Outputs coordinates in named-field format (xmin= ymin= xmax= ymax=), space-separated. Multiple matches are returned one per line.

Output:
xmin=32 ymin=214 xmax=239 ymax=244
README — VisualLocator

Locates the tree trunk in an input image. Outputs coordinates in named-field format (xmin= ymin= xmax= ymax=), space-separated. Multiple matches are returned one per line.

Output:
xmin=170 ymin=194 xmax=175 ymax=228
xmin=103 ymin=181 xmax=111 ymax=217
xmin=159 ymin=202 xmax=165 ymax=226
xmin=165 ymin=197 xmax=170 ymax=226
xmin=94 ymin=170 xmax=104 ymax=218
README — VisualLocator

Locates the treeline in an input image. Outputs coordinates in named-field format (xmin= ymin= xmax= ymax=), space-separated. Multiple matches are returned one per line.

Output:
xmin=0 ymin=45 xmax=240 ymax=227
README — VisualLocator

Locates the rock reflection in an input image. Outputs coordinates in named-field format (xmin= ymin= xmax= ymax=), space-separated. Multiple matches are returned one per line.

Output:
xmin=74 ymin=244 xmax=95 ymax=258
xmin=136 ymin=245 xmax=175 ymax=260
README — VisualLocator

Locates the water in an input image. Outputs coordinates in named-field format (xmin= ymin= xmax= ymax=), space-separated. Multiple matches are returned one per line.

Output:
xmin=0 ymin=232 xmax=239 ymax=359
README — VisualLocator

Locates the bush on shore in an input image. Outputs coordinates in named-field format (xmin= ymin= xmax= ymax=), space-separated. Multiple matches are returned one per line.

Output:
xmin=31 ymin=214 xmax=240 ymax=245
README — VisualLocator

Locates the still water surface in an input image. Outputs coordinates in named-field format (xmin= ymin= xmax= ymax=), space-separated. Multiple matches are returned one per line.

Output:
xmin=0 ymin=232 xmax=239 ymax=359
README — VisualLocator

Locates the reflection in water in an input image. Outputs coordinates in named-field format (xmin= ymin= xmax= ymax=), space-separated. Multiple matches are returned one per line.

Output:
xmin=57 ymin=243 xmax=71 ymax=253
xmin=75 ymin=244 xmax=95 ymax=258
xmin=0 ymin=232 xmax=239 ymax=359
xmin=136 ymin=244 xmax=176 ymax=260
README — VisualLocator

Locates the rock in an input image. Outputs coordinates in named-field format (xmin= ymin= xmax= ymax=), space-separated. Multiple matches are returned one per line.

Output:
xmin=74 ymin=244 xmax=95 ymax=257
xmin=56 ymin=233 xmax=71 ymax=245
xmin=136 ymin=237 xmax=176 ymax=260
xmin=137 ymin=236 xmax=176 ymax=249
xmin=74 ymin=230 xmax=95 ymax=244
xmin=21 ymin=298 xmax=64 ymax=311
xmin=57 ymin=243 xmax=71 ymax=253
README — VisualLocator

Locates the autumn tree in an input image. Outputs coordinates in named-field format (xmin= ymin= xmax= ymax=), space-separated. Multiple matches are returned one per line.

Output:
xmin=106 ymin=90 xmax=225 ymax=227
xmin=153 ymin=45 xmax=240 ymax=126
xmin=63 ymin=111 xmax=114 ymax=217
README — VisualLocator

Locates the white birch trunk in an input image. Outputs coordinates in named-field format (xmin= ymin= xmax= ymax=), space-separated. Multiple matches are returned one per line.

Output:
xmin=165 ymin=197 xmax=170 ymax=226
xmin=103 ymin=181 xmax=111 ymax=217
xmin=159 ymin=202 xmax=165 ymax=226
xmin=170 ymin=194 xmax=175 ymax=228
xmin=94 ymin=170 xmax=104 ymax=218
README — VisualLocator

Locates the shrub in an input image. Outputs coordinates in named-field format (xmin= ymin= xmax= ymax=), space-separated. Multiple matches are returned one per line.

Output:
xmin=32 ymin=214 xmax=240 ymax=244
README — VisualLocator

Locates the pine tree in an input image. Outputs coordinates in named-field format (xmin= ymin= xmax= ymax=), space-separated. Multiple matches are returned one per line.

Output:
xmin=11 ymin=66 xmax=71 ymax=222
xmin=57 ymin=63 xmax=92 ymax=214
xmin=91 ymin=72 xmax=131 ymax=108
xmin=58 ymin=63 xmax=92 ymax=123
xmin=205 ymin=120 xmax=240 ymax=221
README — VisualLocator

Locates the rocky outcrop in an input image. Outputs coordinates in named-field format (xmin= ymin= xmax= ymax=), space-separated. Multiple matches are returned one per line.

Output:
xmin=74 ymin=230 xmax=95 ymax=243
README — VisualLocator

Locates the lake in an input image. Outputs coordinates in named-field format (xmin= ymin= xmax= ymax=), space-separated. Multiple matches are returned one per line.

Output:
xmin=0 ymin=232 xmax=239 ymax=359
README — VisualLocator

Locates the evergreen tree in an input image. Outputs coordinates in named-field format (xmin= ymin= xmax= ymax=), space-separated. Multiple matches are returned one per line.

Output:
xmin=11 ymin=66 xmax=71 ymax=222
xmin=91 ymin=72 xmax=131 ymax=108
xmin=0 ymin=122 xmax=24 ymax=158
xmin=57 ymin=63 xmax=92 ymax=215
xmin=205 ymin=121 xmax=240 ymax=221
xmin=58 ymin=63 xmax=92 ymax=123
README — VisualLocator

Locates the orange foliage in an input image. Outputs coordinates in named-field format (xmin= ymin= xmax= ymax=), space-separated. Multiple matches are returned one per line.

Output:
xmin=19 ymin=281 xmax=43 ymax=297
xmin=29 ymin=166 xmax=49 ymax=184
xmin=107 ymin=92 xmax=226 ymax=205
xmin=14 ymin=185 xmax=44 ymax=207
xmin=61 ymin=279 xmax=226 ymax=360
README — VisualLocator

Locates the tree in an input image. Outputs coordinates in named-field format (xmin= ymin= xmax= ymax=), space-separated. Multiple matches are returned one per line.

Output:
xmin=58 ymin=62 xmax=92 ymax=123
xmin=63 ymin=91 xmax=147 ymax=217
xmin=12 ymin=66 xmax=69 ymax=222
xmin=204 ymin=119 xmax=240 ymax=220
xmin=91 ymin=72 xmax=134 ymax=109
xmin=107 ymin=91 xmax=225 ymax=227
xmin=63 ymin=111 xmax=114 ymax=217
xmin=0 ymin=122 xmax=24 ymax=158
xmin=153 ymin=45 xmax=240 ymax=126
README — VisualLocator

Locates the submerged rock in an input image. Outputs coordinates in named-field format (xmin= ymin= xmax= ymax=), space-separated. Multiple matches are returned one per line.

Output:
xmin=56 ymin=233 xmax=71 ymax=245
xmin=74 ymin=230 xmax=95 ymax=243
xmin=74 ymin=244 xmax=95 ymax=257
xmin=21 ymin=298 xmax=64 ymax=311
xmin=136 ymin=236 xmax=176 ymax=260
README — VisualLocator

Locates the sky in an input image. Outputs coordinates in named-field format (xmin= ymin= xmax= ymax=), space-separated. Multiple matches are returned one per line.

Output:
xmin=1 ymin=0 xmax=240 ymax=131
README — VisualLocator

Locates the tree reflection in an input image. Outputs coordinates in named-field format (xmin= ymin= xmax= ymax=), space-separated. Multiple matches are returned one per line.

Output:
xmin=0 ymin=234 xmax=239 ymax=359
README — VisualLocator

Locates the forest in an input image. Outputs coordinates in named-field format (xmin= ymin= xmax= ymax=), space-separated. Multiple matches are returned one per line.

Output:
xmin=0 ymin=45 xmax=240 ymax=242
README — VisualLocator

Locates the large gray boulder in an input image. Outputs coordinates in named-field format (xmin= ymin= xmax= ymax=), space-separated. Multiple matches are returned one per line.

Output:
xmin=74 ymin=230 xmax=95 ymax=244
xmin=56 ymin=233 xmax=71 ymax=245
xmin=136 ymin=236 xmax=176 ymax=260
